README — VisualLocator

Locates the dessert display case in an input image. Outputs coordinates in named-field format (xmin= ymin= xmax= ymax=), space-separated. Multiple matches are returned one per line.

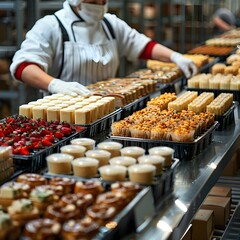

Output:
xmin=0 ymin=105 xmax=238 ymax=239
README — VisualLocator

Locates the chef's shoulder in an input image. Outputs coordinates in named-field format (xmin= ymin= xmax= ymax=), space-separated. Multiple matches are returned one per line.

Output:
xmin=28 ymin=14 xmax=61 ymax=42
xmin=103 ymin=13 xmax=133 ymax=36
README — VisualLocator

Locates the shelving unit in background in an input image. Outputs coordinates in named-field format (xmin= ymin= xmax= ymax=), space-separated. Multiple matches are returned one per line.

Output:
xmin=0 ymin=0 xmax=26 ymax=116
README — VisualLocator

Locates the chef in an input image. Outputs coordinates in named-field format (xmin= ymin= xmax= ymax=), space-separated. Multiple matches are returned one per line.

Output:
xmin=10 ymin=0 xmax=197 ymax=97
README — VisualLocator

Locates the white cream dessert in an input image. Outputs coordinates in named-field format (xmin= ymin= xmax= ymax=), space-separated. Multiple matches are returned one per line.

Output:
xmin=109 ymin=156 xmax=136 ymax=167
xmin=99 ymin=165 xmax=127 ymax=181
xmin=85 ymin=150 xmax=111 ymax=167
xmin=97 ymin=141 xmax=123 ymax=157
xmin=148 ymin=146 xmax=174 ymax=168
xmin=60 ymin=145 xmax=86 ymax=159
xmin=70 ymin=138 xmax=96 ymax=150
xmin=138 ymin=155 xmax=165 ymax=175
xmin=72 ymin=157 xmax=99 ymax=178
xmin=46 ymin=153 xmax=74 ymax=174
xmin=120 ymin=146 xmax=145 ymax=159
xmin=128 ymin=164 xmax=156 ymax=184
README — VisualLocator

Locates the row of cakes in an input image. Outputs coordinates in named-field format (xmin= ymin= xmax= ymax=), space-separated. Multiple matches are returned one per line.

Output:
xmin=210 ymin=49 xmax=240 ymax=76
xmin=188 ymin=45 xmax=234 ymax=56
xmin=19 ymin=94 xmax=115 ymax=124
xmin=146 ymin=91 xmax=233 ymax=115
xmin=86 ymin=78 xmax=157 ymax=107
xmin=0 ymin=147 xmax=14 ymax=184
xmin=111 ymin=92 xmax=233 ymax=142
xmin=218 ymin=28 xmax=240 ymax=39
xmin=146 ymin=54 xmax=211 ymax=74
xmin=45 ymin=137 xmax=174 ymax=183
xmin=127 ymin=67 xmax=182 ymax=84
xmin=205 ymin=37 xmax=240 ymax=47
xmin=133 ymin=55 xmax=210 ymax=85
xmin=0 ymin=173 xmax=143 ymax=240
xmin=168 ymin=91 xmax=233 ymax=114
xmin=187 ymin=73 xmax=240 ymax=90
xmin=211 ymin=63 xmax=240 ymax=75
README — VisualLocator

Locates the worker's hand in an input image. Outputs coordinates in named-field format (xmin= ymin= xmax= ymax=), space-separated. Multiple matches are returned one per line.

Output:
xmin=48 ymin=78 xmax=92 ymax=97
xmin=170 ymin=52 xmax=198 ymax=78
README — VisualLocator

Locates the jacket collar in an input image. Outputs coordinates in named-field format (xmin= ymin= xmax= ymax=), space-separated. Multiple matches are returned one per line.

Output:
xmin=63 ymin=1 xmax=83 ymax=22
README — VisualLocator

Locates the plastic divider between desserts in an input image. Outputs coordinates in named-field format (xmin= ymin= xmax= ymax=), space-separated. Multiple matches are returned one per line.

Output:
xmin=74 ymin=108 xmax=122 ymax=137
xmin=215 ymin=101 xmax=238 ymax=131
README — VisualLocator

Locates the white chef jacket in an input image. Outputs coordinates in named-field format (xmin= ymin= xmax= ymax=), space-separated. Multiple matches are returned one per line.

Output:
xmin=10 ymin=1 xmax=151 ymax=85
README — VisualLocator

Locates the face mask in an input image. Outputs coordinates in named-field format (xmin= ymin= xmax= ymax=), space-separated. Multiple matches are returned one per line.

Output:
xmin=79 ymin=3 xmax=108 ymax=23
xmin=67 ymin=0 xmax=83 ymax=6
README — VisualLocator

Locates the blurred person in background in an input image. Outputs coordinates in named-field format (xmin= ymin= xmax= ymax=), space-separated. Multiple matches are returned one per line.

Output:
xmin=213 ymin=8 xmax=240 ymax=34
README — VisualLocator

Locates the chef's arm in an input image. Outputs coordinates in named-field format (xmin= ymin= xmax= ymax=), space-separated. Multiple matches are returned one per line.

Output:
xmin=213 ymin=16 xmax=235 ymax=31
xmin=139 ymin=41 xmax=197 ymax=78
xmin=151 ymin=43 xmax=175 ymax=62
xmin=16 ymin=63 xmax=92 ymax=97
xmin=21 ymin=64 xmax=53 ymax=91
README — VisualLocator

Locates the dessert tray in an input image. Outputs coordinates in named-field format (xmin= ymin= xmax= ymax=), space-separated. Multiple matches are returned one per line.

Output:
xmin=187 ymin=45 xmax=235 ymax=57
xmin=44 ymin=158 xmax=179 ymax=206
xmin=40 ymin=174 xmax=156 ymax=240
xmin=4 ymin=174 xmax=154 ymax=240
xmin=0 ymin=115 xmax=87 ymax=172
xmin=110 ymin=122 xmax=219 ymax=161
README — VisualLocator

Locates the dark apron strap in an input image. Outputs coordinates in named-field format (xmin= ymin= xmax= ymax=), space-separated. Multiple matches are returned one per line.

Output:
xmin=103 ymin=17 xmax=116 ymax=39
xmin=54 ymin=14 xmax=69 ymax=79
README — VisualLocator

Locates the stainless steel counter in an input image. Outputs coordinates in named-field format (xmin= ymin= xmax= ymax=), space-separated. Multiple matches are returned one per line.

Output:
xmin=126 ymin=107 xmax=240 ymax=240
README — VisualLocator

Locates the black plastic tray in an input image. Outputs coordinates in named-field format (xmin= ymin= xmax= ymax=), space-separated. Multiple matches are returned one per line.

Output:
xmin=187 ymin=45 xmax=235 ymax=59
xmin=199 ymin=57 xmax=221 ymax=73
xmin=121 ymin=95 xmax=150 ymax=118
xmin=19 ymin=178 xmax=154 ymax=240
xmin=215 ymin=102 xmax=238 ymax=131
xmin=157 ymin=76 xmax=185 ymax=93
xmin=13 ymin=128 xmax=87 ymax=173
xmin=148 ymin=158 xmax=179 ymax=205
xmin=186 ymin=87 xmax=240 ymax=102
xmin=110 ymin=122 xmax=219 ymax=161
xmin=26 ymin=171 xmax=155 ymax=240
xmin=75 ymin=108 xmax=122 ymax=137
xmin=44 ymin=158 xmax=179 ymax=207
xmin=96 ymin=187 xmax=154 ymax=240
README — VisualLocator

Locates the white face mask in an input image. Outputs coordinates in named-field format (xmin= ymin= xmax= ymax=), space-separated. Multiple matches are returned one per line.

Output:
xmin=79 ymin=3 xmax=108 ymax=23
xmin=67 ymin=0 xmax=83 ymax=6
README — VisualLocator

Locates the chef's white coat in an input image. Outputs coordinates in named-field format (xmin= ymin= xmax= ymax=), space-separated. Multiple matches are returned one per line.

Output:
xmin=10 ymin=1 xmax=151 ymax=85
